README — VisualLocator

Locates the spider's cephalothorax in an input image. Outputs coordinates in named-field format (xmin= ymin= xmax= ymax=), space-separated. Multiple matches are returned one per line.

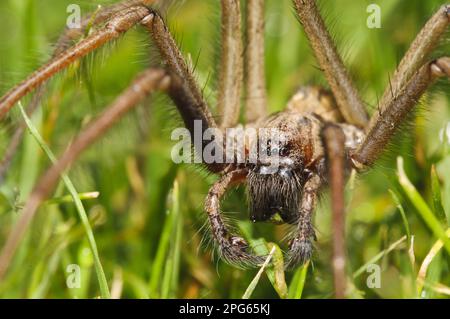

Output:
xmin=0 ymin=0 xmax=448 ymax=298
xmin=245 ymin=86 xmax=364 ymax=264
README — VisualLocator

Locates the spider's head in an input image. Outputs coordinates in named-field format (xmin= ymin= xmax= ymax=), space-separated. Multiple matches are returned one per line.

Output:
xmin=246 ymin=112 xmax=321 ymax=224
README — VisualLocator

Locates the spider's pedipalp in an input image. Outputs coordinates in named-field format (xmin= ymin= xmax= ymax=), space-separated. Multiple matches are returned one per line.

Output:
xmin=284 ymin=174 xmax=321 ymax=269
xmin=286 ymin=238 xmax=313 ymax=269
xmin=205 ymin=169 xmax=266 ymax=268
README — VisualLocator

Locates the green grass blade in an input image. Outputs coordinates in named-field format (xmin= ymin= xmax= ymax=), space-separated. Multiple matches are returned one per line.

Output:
xmin=148 ymin=208 xmax=174 ymax=297
xmin=389 ymin=190 xmax=411 ymax=239
xmin=397 ymin=157 xmax=450 ymax=255
xmin=44 ymin=192 xmax=100 ymax=205
xmin=19 ymin=103 xmax=110 ymax=299
xmin=353 ymin=236 xmax=407 ymax=279
xmin=241 ymin=229 xmax=287 ymax=298
xmin=430 ymin=165 xmax=446 ymax=223
xmin=242 ymin=246 xmax=275 ymax=299
xmin=161 ymin=180 xmax=182 ymax=298
xmin=288 ymin=262 xmax=309 ymax=299
xmin=417 ymin=228 xmax=450 ymax=296
xmin=266 ymin=243 xmax=288 ymax=299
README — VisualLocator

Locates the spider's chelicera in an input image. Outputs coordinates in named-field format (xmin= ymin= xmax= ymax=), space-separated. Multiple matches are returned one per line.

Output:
xmin=0 ymin=0 xmax=448 ymax=297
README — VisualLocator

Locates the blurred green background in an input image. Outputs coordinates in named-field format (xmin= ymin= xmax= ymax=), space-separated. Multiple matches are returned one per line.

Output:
xmin=0 ymin=0 xmax=449 ymax=298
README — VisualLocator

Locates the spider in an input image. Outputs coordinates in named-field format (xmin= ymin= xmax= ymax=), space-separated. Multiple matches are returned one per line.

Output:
xmin=0 ymin=0 xmax=448 ymax=298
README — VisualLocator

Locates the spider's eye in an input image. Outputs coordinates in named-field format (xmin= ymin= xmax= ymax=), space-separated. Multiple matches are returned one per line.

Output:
xmin=265 ymin=139 xmax=272 ymax=156
xmin=280 ymin=146 xmax=289 ymax=157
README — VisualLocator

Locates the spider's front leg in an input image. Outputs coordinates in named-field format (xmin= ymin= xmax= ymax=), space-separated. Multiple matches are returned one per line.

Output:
xmin=353 ymin=5 xmax=449 ymax=168
xmin=353 ymin=57 xmax=450 ymax=168
xmin=0 ymin=5 xmax=153 ymax=119
xmin=0 ymin=0 xmax=153 ymax=182
xmin=205 ymin=169 xmax=265 ymax=267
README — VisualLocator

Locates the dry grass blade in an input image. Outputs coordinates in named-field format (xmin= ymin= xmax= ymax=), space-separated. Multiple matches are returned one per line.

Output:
xmin=417 ymin=228 xmax=450 ymax=294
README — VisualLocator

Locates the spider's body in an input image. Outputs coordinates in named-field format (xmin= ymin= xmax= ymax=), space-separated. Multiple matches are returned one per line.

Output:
xmin=226 ymin=86 xmax=365 ymax=265
xmin=247 ymin=87 xmax=364 ymax=223
xmin=0 ymin=0 xmax=448 ymax=297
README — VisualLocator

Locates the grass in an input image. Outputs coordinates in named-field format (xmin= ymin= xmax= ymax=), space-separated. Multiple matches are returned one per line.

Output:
xmin=0 ymin=0 xmax=449 ymax=298
xmin=18 ymin=102 xmax=110 ymax=298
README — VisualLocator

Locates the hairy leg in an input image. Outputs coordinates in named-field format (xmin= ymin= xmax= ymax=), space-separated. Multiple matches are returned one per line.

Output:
xmin=322 ymin=124 xmax=347 ymax=299
xmin=286 ymin=173 xmax=321 ymax=269
xmin=353 ymin=6 xmax=450 ymax=167
xmin=0 ymin=5 xmax=224 ymax=172
xmin=353 ymin=57 xmax=450 ymax=168
xmin=245 ymin=0 xmax=267 ymax=123
xmin=55 ymin=0 xmax=149 ymax=55
xmin=0 ymin=1 xmax=153 ymax=182
xmin=205 ymin=169 xmax=265 ymax=267
xmin=142 ymin=12 xmax=227 ymax=172
xmin=217 ymin=0 xmax=243 ymax=129
xmin=0 ymin=6 xmax=152 ymax=119
xmin=293 ymin=0 xmax=368 ymax=127
xmin=0 ymin=68 xmax=171 ymax=280
xmin=378 ymin=5 xmax=449 ymax=111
